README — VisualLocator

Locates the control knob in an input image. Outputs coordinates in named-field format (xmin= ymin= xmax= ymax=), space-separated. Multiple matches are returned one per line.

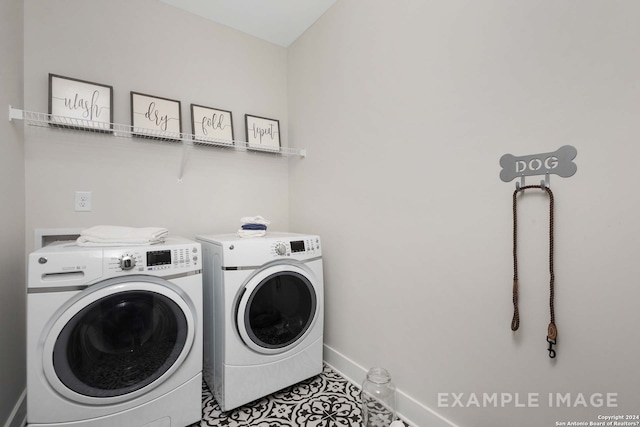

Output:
xmin=119 ymin=254 xmax=136 ymax=270
xmin=275 ymin=243 xmax=287 ymax=256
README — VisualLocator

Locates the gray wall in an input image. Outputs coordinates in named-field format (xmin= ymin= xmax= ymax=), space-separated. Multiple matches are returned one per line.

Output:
xmin=0 ymin=0 xmax=26 ymax=425
xmin=288 ymin=1 xmax=640 ymax=426
xmin=23 ymin=0 xmax=292 ymax=252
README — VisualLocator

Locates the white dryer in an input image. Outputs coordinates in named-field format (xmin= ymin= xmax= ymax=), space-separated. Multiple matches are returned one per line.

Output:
xmin=196 ymin=233 xmax=323 ymax=411
xmin=27 ymin=237 xmax=202 ymax=427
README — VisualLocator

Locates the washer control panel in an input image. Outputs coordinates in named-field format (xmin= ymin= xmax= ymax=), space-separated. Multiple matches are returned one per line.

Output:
xmin=106 ymin=242 xmax=200 ymax=274
xmin=270 ymin=237 xmax=321 ymax=257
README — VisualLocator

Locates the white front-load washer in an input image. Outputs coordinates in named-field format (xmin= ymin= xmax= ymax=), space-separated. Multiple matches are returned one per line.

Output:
xmin=27 ymin=237 xmax=203 ymax=427
xmin=196 ymin=233 xmax=324 ymax=411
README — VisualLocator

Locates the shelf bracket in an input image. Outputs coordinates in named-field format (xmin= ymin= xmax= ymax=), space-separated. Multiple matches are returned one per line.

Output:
xmin=8 ymin=106 xmax=23 ymax=121
xmin=178 ymin=138 xmax=189 ymax=182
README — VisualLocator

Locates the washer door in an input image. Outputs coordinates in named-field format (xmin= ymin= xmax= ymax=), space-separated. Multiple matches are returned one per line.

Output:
xmin=237 ymin=264 xmax=318 ymax=354
xmin=42 ymin=276 xmax=196 ymax=405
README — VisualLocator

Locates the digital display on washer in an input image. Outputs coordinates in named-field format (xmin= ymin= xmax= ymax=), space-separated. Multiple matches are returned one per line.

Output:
xmin=290 ymin=240 xmax=305 ymax=253
xmin=147 ymin=250 xmax=171 ymax=266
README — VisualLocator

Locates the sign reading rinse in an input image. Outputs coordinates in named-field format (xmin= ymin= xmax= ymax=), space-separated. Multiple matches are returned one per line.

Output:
xmin=499 ymin=145 xmax=577 ymax=182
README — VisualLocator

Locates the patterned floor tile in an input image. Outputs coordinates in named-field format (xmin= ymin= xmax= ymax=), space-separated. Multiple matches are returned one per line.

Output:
xmin=190 ymin=364 xmax=364 ymax=427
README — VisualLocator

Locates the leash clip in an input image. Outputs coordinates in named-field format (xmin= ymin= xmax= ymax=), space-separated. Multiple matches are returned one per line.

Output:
xmin=546 ymin=337 xmax=557 ymax=359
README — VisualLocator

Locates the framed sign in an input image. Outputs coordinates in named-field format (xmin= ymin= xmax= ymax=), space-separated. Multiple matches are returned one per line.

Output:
xmin=48 ymin=74 xmax=113 ymax=132
xmin=190 ymin=104 xmax=234 ymax=145
xmin=245 ymin=114 xmax=281 ymax=151
xmin=130 ymin=92 xmax=182 ymax=141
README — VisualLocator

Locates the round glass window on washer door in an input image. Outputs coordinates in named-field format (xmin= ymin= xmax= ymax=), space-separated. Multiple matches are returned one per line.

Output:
xmin=42 ymin=277 xmax=196 ymax=405
xmin=237 ymin=267 xmax=317 ymax=354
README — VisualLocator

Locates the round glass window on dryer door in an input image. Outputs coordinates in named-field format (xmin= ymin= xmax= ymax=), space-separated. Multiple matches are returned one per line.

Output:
xmin=40 ymin=276 xmax=196 ymax=405
xmin=237 ymin=264 xmax=318 ymax=355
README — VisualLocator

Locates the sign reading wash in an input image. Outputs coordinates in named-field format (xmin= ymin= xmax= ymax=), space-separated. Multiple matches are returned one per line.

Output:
xmin=48 ymin=74 xmax=113 ymax=132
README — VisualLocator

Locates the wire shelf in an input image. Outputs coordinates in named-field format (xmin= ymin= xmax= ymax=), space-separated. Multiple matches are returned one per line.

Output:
xmin=11 ymin=107 xmax=306 ymax=158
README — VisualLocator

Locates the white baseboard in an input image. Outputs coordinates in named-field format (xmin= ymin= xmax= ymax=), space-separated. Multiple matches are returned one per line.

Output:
xmin=323 ymin=344 xmax=459 ymax=427
xmin=3 ymin=389 xmax=26 ymax=427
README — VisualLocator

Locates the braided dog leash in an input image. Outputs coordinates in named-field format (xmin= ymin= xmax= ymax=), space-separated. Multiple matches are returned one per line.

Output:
xmin=511 ymin=184 xmax=557 ymax=358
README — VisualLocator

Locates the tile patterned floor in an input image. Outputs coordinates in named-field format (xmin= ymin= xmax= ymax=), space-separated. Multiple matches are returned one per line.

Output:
xmin=190 ymin=364 xmax=365 ymax=426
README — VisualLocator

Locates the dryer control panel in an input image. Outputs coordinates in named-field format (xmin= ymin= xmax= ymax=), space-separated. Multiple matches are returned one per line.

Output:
xmin=196 ymin=232 xmax=321 ymax=267
xmin=271 ymin=237 xmax=321 ymax=257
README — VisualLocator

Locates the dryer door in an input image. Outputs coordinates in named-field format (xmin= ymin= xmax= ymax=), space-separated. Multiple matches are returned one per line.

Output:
xmin=237 ymin=263 xmax=318 ymax=354
xmin=41 ymin=275 xmax=196 ymax=405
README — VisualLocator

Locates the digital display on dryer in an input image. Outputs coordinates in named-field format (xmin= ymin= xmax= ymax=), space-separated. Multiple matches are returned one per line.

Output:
xmin=147 ymin=250 xmax=171 ymax=266
xmin=290 ymin=240 xmax=305 ymax=253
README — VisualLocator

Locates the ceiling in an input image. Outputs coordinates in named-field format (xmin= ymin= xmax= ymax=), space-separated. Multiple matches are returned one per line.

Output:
xmin=158 ymin=0 xmax=337 ymax=47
